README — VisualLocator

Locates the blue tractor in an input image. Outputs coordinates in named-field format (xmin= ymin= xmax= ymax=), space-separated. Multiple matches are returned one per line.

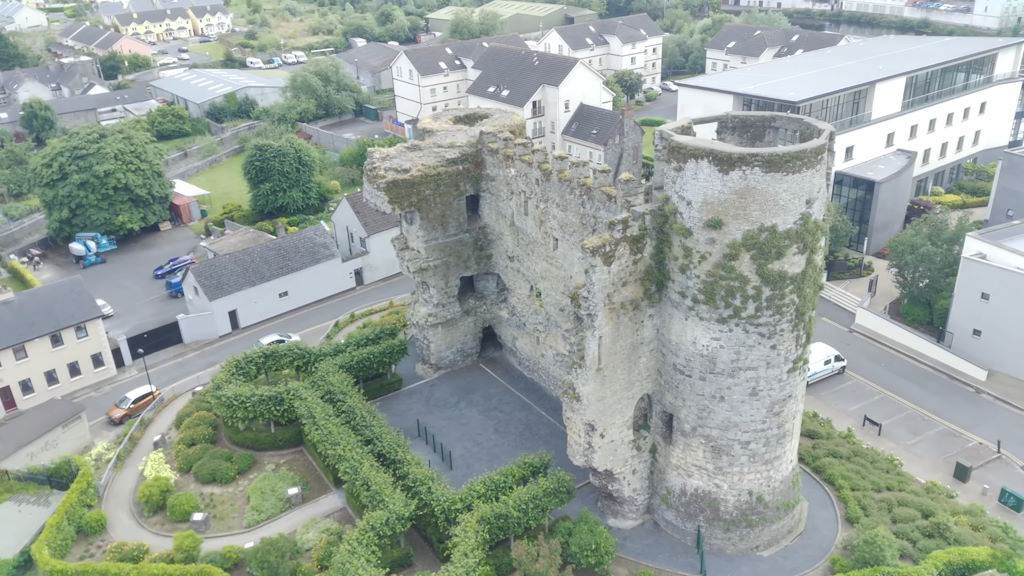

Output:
xmin=68 ymin=233 xmax=117 ymax=268
xmin=166 ymin=271 xmax=185 ymax=298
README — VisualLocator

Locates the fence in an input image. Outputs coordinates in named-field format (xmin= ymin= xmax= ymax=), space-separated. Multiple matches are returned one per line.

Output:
xmin=166 ymin=145 xmax=244 ymax=180
xmin=296 ymin=121 xmax=358 ymax=153
xmin=0 ymin=212 xmax=47 ymax=253
xmin=0 ymin=466 xmax=75 ymax=491
xmin=97 ymin=394 xmax=166 ymax=499
xmin=162 ymin=121 xmax=259 ymax=175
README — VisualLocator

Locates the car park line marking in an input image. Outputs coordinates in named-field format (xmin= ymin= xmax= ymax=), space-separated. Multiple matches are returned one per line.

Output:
xmin=818 ymin=316 xmax=848 ymax=331
xmin=943 ymin=441 xmax=978 ymax=460
xmin=906 ymin=425 xmax=944 ymax=445
xmin=846 ymin=392 xmax=884 ymax=412
xmin=480 ymin=364 xmax=565 ymax=432
xmin=847 ymin=369 xmax=1024 ymax=468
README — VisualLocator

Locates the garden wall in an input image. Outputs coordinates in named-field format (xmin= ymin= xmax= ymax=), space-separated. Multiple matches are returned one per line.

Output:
xmin=0 ymin=213 xmax=47 ymax=253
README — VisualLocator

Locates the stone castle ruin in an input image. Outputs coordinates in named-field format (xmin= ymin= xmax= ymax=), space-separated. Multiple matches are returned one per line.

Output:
xmin=363 ymin=109 xmax=834 ymax=552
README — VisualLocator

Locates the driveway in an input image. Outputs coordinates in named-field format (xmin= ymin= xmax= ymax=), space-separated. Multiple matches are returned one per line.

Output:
xmin=33 ymin=227 xmax=200 ymax=337
xmin=638 ymin=90 xmax=677 ymax=122
xmin=317 ymin=117 xmax=390 ymax=140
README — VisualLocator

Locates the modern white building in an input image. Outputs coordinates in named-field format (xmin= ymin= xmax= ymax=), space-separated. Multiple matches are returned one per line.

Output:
xmin=465 ymin=45 xmax=615 ymax=151
xmin=535 ymin=14 xmax=665 ymax=89
xmin=704 ymin=23 xmax=850 ymax=74
xmin=677 ymin=35 xmax=1024 ymax=253
xmin=0 ymin=277 xmax=116 ymax=415
xmin=391 ymin=34 xmax=528 ymax=123
xmin=331 ymin=192 xmax=401 ymax=285
xmin=0 ymin=1 xmax=47 ymax=31
xmin=945 ymin=220 xmax=1024 ymax=380
xmin=182 ymin=225 xmax=360 ymax=337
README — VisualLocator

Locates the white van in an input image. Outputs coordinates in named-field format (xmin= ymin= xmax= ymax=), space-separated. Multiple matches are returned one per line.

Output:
xmin=807 ymin=342 xmax=847 ymax=384
xmin=246 ymin=57 xmax=265 ymax=69
xmin=292 ymin=50 xmax=308 ymax=63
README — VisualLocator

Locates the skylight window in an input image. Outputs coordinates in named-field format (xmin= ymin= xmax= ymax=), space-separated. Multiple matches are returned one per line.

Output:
xmin=444 ymin=47 xmax=453 ymax=54
xmin=726 ymin=41 xmax=735 ymax=48
xmin=487 ymin=86 xmax=497 ymax=92
xmin=791 ymin=34 xmax=800 ymax=41
xmin=585 ymin=38 xmax=593 ymax=45
xmin=588 ymin=25 xmax=596 ymax=32
xmin=439 ymin=61 xmax=448 ymax=69
xmin=500 ymin=88 xmax=510 ymax=97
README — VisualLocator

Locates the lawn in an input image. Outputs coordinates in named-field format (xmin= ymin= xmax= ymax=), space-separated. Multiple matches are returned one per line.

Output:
xmin=186 ymin=152 xmax=250 ymax=216
xmin=189 ymin=41 xmax=225 ymax=60
xmin=643 ymin=126 xmax=655 ymax=158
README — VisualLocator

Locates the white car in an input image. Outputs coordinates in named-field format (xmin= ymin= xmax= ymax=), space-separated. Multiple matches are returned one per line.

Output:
xmin=660 ymin=81 xmax=679 ymax=92
xmin=281 ymin=52 xmax=297 ymax=65
xmin=157 ymin=56 xmax=178 ymax=66
xmin=178 ymin=53 xmax=190 ymax=60
xmin=95 ymin=298 xmax=114 ymax=318
xmin=256 ymin=332 xmax=302 ymax=347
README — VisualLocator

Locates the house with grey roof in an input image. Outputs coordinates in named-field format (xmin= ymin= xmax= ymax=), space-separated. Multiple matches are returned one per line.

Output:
xmin=59 ymin=22 xmax=152 ymax=56
xmin=0 ymin=398 xmax=91 ymax=472
xmin=112 ymin=7 xmax=193 ymax=41
xmin=0 ymin=277 xmax=116 ymax=415
xmin=331 ymin=192 xmax=400 ymax=284
xmin=338 ymin=42 xmax=403 ymax=92
xmin=536 ymin=14 xmax=665 ymax=90
xmin=182 ymin=224 xmax=361 ymax=337
xmin=391 ymin=33 xmax=527 ymax=123
xmin=704 ymin=23 xmax=851 ymax=74
xmin=560 ymin=103 xmax=643 ymax=176
xmin=0 ymin=1 xmax=46 ymax=31
xmin=148 ymin=68 xmax=285 ymax=117
xmin=426 ymin=0 xmax=596 ymax=36
xmin=465 ymin=45 xmax=614 ymax=152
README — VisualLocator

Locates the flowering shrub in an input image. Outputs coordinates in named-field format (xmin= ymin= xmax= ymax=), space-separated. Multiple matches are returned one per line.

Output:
xmin=140 ymin=449 xmax=177 ymax=481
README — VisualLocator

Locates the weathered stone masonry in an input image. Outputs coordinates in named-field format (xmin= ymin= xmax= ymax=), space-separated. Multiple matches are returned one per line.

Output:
xmin=363 ymin=109 xmax=834 ymax=552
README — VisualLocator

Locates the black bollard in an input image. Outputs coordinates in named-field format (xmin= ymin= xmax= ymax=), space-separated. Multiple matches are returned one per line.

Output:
xmin=440 ymin=442 xmax=445 ymax=462
xmin=432 ymin=433 xmax=437 ymax=453
xmin=416 ymin=418 xmax=421 ymax=438
xmin=423 ymin=426 xmax=429 ymax=445
xmin=448 ymin=449 xmax=453 ymax=470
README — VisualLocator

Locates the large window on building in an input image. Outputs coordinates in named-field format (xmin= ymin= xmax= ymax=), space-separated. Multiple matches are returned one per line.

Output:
xmin=902 ymin=54 xmax=997 ymax=111
xmin=832 ymin=174 xmax=876 ymax=251
xmin=742 ymin=87 xmax=870 ymax=131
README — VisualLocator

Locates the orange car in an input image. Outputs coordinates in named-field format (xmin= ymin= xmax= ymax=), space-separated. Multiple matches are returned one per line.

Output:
xmin=107 ymin=385 xmax=162 ymax=425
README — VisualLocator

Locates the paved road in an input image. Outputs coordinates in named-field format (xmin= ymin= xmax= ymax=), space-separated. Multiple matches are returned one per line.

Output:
xmin=638 ymin=90 xmax=677 ymax=122
xmin=79 ymin=275 xmax=414 ymax=428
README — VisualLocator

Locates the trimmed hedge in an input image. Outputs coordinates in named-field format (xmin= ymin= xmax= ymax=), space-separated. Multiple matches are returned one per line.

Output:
xmin=30 ymin=457 xmax=226 ymax=575
xmin=362 ymin=374 xmax=402 ymax=400
xmin=838 ymin=546 xmax=1022 ymax=575
xmin=224 ymin=422 xmax=304 ymax=451
xmin=167 ymin=492 xmax=201 ymax=522
xmin=7 ymin=260 xmax=41 ymax=289
xmin=637 ymin=117 xmax=668 ymax=127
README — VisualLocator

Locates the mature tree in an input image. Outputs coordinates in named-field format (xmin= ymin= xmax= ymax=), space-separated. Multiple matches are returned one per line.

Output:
xmin=125 ymin=53 xmax=152 ymax=73
xmin=553 ymin=510 xmax=617 ymax=575
xmin=887 ymin=209 xmax=974 ymax=328
xmin=737 ymin=9 xmax=790 ymax=27
xmin=825 ymin=202 xmax=856 ymax=260
xmin=603 ymin=76 xmax=625 ymax=111
xmin=448 ymin=8 xmax=502 ymax=39
xmin=19 ymin=98 xmax=58 ymax=146
xmin=243 ymin=136 xmax=321 ymax=218
xmin=244 ymin=534 xmax=302 ymax=576
xmin=476 ymin=9 xmax=502 ymax=36
xmin=0 ymin=31 xmax=39 ymax=70
xmin=0 ymin=140 xmax=35 ymax=201
xmin=511 ymin=534 xmax=572 ymax=576
xmin=99 ymin=52 xmax=125 ymax=79
xmin=34 ymin=123 xmax=173 ymax=241
xmin=147 ymin=104 xmax=193 ymax=140
xmin=609 ymin=70 xmax=644 ymax=101
xmin=278 ymin=58 xmax=363 ymax=123
xmin=375 ymin=4 xmax=415 ymax=42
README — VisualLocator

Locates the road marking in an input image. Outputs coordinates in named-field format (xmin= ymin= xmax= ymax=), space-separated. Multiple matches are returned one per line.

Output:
xmin=944 ymin=441 xmax=977 ymax=460
xmin=907 ymin=425 xmax=943 ymax=445
xmin=480 ymin=363 xmax=565 ymax=432
xmin=886 ymin=409 xmax=914 ymax=424
xmin=819 ymin=316 xmax=849 ymax=331
xmin=847 ymin=393 xmax=883 ymax=412
xmin=847 ymin=368 xmax=1024 ymax=468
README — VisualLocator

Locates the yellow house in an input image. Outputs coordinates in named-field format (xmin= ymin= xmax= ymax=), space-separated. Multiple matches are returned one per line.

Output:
xmin=188 ymin=5 xmax=232 ymax=37
xmin=113 ymin=7 xmax=192 ymax=42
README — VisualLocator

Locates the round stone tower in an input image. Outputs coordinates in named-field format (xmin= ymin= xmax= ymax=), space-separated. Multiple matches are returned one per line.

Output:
xmin=648 ymin=113 xmax=833 ymax=551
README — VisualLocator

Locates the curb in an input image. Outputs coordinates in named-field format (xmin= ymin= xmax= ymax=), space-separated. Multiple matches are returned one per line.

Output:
xmin=795 ymin=464 xmax=843 ymax=576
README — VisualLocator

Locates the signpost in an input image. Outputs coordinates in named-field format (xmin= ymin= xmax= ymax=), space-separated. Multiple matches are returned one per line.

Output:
xmin=998 ymin=487 xmax=1024 ymax=513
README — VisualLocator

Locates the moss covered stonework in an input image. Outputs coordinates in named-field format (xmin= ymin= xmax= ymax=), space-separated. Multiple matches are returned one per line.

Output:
xmin=363 ymin=110 xmax=834 ymax=553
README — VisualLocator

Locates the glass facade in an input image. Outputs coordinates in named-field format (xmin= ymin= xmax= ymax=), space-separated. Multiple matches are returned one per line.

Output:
xmin=832 ymin=174 xmax=876 ymax=251
xmin=741 ymin=86 xmax=870 ymax=132
xmin=902 ymin=54 xmax=997 ymax=111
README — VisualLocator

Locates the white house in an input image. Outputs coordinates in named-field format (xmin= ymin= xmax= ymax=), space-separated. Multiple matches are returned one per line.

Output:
xmin=392 ymin=34 xmax=528 ymax=123
xmin=466 ymin=45 xmax=615 ymax=151
xmin=945 ymin=220 xmax=1024 ymax=380
xmin=182 ymin=224 xmax=360 ymax=337
xmin=338 ymin=42 xmax=403 ymax=92
xmin=677 ymin=35 xmax=1024 ymax=254
xmin=0 ymin=1 xmax=47 ymax=31
xmin=331 ymin=192 xmax=401 ymax=285
xmin=536 ymin=13 xmax=665 ymax=89
xmin=704 ymin=23 xmax=850 ymax=74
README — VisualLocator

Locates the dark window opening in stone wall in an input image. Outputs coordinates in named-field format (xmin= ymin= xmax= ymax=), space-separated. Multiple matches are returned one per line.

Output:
xmin=633 ymin=394 xmax=652 ymax=435
xmin=458 ymin=275 xmax=475 ymax=301
xmin=660 ymin=411 xmax=674 ymax=444
xmin=480 ymin=326 xmax=503 ymax=356
xmin=466 ymin=194 xmax=480 ymax=226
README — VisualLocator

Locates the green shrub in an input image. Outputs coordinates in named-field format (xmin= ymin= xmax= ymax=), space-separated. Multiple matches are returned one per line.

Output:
xmin=80 ymin=509 xmax=107 ymax=536
xmin=146 ymin=550 xmax=177 ymax=564
xmin=7 ymin=260 xmax=40 ymax=289
xmin=243 ymin=534 xmax=302 ymax=576
xmin=643 ymin=90 xmax=659 ymax=102
xmin=198 ymin=544 xmax=242 ymax=572
xmin=381 ymin=542 xmax=415 ymax=573
xmin=140 ymin=449 xmax=177 ymax=481
xmin=311 ymin=526 xmax=345 ymax=571
xmin=180 ymin=411 xmax=218 ymax=434
xmin=961 ymin=196 xmax=989 ymax=208
xmin=177 ymin=426 xmax=216 ymax=448
xmin=224 ymin=422 xmax=304 ymax=450
xmin=138 ymin=476 xmax=174 ymax=516
xmin=637 ymin=117 xmax=668 ymax=127
xmin=846 ymin=526 xmax=901 ymax=569
xmin=929 ymin=194 xmax=965 ymax=208
xmin=0 ymin=197 xmax=43 ymax=220
xmin=485 ymin=545 xmax=515 ymax=576
xmin=174 ymin=443 xmax=206 ymax=473
xmin=104 ymin=541 xmax=150 ymax=564
xmin=167 ymin=492 xmax=201 ymax=522
xmin=512 ymin=534 xmax=569 ymax=576
xmin=244 ymin=469 xmax=306 ymax=527
xmin=174 ymin=395 xmax=216 ymax=430
xmin=173 ymin=530 xmax=203 ymax=564
xmin=296 ymin=517 xmax=343 ymax=551
xmin=231 ymin=451 xmax=256 ymax=475
xmin=553 ymin=510 xmax=617 ymax=575
xmin=900 ymin=298 xmax=933 ymax=328
xmin=192 ymin=458 xmax=237 ymax=485
xmin=948 ymin=179 xmax=991 ymax=197
xmin=361 ymin=374 xmax=402 ymax=400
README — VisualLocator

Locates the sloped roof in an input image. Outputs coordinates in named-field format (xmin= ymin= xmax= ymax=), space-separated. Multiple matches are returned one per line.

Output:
xmin=707 ymin=23 xmax=846 ymax=59
xmin=113 ymin=7 xmax=190 ymax=27
xmin=188 ymin=224 xmax=339 ymax=301
xmin=60 ymin=23 xmax=126 ymax=51
xmin=0 ymin=1 xmax=39 ymax=19
xmin=552 ymin=13 xmax=664 ymax=51
xmin=48 ymin=87 xmax=153 ymax=114
xmin=561 ymin=103 xmax=620 ymax=147
xmin=345 ymin=192 xmax=399 ymax=236
xmin=338 ymin=42 xmax=403 ymax=73
xmin=467 ymin=45 xmax=578 ymax=108
xmin=0 ymin=277 xmax=103 ymax=350
xmin=189 ymin=4 xmax=229 ymax=18
xmin=402 ymin=34 xmax=527 ymax=76
xmin=0 ymin=398 xmax=84 ymax=462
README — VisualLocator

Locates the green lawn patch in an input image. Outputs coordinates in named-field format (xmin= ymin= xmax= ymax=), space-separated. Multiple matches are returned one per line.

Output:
xmin=643 ymin=126 xmax=655 ymax=158
xmin=0 ymin=478 xmax=43 ymax=503
xmin=186 ymin=152 xmax=250 ymax=216
xmin=244 ymin=467 xmax=307 ymax=527
xmin=190 ymin=41 xmax=225 ymax=60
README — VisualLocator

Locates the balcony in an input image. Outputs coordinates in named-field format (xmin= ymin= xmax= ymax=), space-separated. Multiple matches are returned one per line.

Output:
xmin=528 ymin=105 xmax=545 ymax=119
xmin=530 ymin=128 xmax=545 ymax=139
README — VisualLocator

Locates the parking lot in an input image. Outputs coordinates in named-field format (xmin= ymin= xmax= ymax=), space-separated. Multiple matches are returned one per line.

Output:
xmin=32 ymin=226 xmax=200 ymax=337
xmin=318 ymin=117 xmax=392 ymax=140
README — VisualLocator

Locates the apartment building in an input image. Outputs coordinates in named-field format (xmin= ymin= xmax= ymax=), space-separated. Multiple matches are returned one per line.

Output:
xmin=0 ymin=277 xmax=115 ymax=415
xmin=465 ymin=46 xmax=615 ymax=151
xmin=536 ymin=14 xmax=665 ymax=89
xmin=945 ymin=220 xmax=1024 ymax=380
xmin=112 ymin=7 xmax=193 ymax=41
xmin=391 ymin=34 xmax=528 ymax=123
xmin=704 ymin=23 xmax=850 ymax=74
xmin=677 ymin=35 xmax=1024 ymax=253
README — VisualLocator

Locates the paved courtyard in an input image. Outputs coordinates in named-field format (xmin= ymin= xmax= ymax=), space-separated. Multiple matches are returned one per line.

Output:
xmin=33 ymin=226 xmax=200 ymax=337
xmin=378 ymin=349 xmax=839 ymax=574
xmin=318 ymin=117 xmax=391 ymax=140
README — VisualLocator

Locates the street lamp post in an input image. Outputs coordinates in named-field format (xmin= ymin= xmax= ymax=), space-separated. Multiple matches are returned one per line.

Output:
xmin=137 ymin=348 xmax=155 ymax=393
